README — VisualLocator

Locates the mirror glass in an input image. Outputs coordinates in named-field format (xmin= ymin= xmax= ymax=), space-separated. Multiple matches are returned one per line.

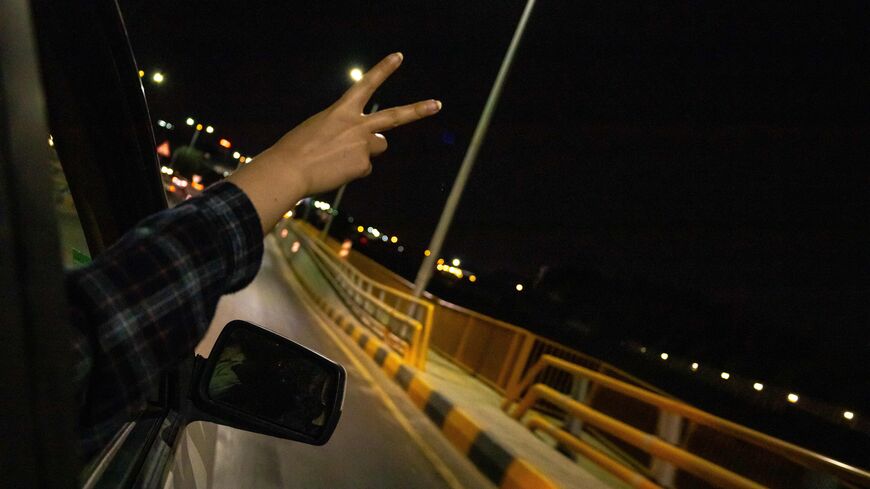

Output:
xmin=205 ymin=325 xmax=340 ymax=439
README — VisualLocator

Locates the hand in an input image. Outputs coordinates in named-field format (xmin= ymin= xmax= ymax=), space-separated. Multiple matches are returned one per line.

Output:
xmin=227 ymin=52 xmax=441 ymax=234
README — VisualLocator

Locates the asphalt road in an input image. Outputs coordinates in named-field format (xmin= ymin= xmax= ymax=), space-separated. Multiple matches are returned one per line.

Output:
xmin=193 ymin=236 xmax=494 ymax=489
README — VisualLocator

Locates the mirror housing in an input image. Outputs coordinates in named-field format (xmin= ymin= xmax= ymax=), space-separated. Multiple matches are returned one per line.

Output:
xmin=188 ymin=320 xmax=346 ymax=445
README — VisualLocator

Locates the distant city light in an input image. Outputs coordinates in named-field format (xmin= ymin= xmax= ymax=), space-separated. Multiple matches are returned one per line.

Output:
xmin=196 ymin=123 xmax=203 ymax=131
xmin=48 ymin=135 xmax=54 ymax=147
xmin=166 ymin=123 xmax=174 ymax=130
xmin=232 ymin=151 xmax=241 ymax=159
xmin=349 ymin=68 xmax=364 ymax=82
xmin=398 ymin=246 xmax=404 ymax=252
xmin=437 ymin=258 xmax=445 ymax=265
xmin=753 ymin=383 xmax=764 ymax=391
xmin=469 ymin=275 xmax=477 ymax=283
xmin=160 ymin=166 xmax=174 ymax=175
xmin=660 ymin=353 xmax=668 ymax=360
xmin=787 ymin=393 xmax=799 ymax=403
xmin=381 ymin=235 xmax=388 ymax=242
xmin=186 ymin=118 xmax=195 ymax=126
xmin=515 ymin=283 xmax=524 ymax=292
xmin=640 ymin=347 xmax=647 ymax=353
xmin=720 ymin=372 xmax=730 ymax=380
xmin=291 ymin=241 xmax=301 ymax=253
xmin=424 ymin=249 xmax=431 ymax=256
xmin=244 ymin=157 xmax=253 ymax=163
xmin=205 ymin=125 xmax=214 ymax=134
xmin=390 ymin=236 xmax=398 ymax=244
xmin=357 ymin=226 xmax=364 ymax=233
xmin=157 ymin=119 xmax=166 ymax=127
xmin=279 ymin=229 xmax=288 ymax=238
xmin=452 ymin=258 xmax=461 ymax=267
xmin=283 ymin=210 xmax=293 ymax=219
xmin=138 ymin=70 xmax=145 ymax=78
xmin=691 ymin=362 xmax=699 ymax=371
xmin=152 ymin=72 xmax=165 ymax=83
xmin=844 ymin=411 xmax=855 ymax=420
xmin=219 ymin=138 xmax=232 ymax=148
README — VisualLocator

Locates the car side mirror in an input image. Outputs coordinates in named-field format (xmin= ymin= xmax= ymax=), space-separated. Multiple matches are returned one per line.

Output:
xmin=188 ymin=320 xmax=346 ymax=445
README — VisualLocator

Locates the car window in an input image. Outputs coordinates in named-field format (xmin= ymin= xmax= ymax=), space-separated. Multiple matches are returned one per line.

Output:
xmin=48 ymin=136 xmax=91 ymax=267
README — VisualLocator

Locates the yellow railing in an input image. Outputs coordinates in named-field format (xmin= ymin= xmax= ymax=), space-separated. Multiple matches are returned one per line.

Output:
xmin=286 ymin=222 xmax=433 ymax=369
xmin=504 ymin=354 xmax=870 ymax=489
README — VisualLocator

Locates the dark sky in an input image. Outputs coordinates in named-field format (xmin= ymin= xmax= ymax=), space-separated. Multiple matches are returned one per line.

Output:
xmin=121 ymin=1 xmax=870 ymax=377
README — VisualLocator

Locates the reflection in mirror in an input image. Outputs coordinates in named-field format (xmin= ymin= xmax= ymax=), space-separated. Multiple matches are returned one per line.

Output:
xmin=206 ymin=326 xmax=338 ymax=438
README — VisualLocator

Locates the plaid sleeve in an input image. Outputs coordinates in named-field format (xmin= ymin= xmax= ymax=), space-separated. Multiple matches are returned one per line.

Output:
xmin=66 ymin=181 xmax=263 ymax=454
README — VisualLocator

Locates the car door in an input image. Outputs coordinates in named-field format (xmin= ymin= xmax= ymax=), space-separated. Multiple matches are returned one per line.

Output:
xmin=1 ymin=0 xmax=186 ymax=487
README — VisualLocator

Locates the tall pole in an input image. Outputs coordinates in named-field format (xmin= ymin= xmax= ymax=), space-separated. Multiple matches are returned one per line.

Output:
xmin=319 ymin=184 xmax=346 ymax=240
xmin=411 ymin=0 xmax=537 ymax=297
xmin=320 ymin=103 xmax=378 ymax=240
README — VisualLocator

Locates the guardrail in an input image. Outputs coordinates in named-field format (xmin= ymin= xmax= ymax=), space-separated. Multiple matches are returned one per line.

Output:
xmin=284 ymin=222 xmax=433 ymax=369
xmin=504 ymin=354 xmax=870 ymax=489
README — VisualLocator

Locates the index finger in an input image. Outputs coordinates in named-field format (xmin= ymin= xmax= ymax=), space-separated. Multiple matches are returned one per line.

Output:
xmin=342 ymin=52 xmax=403 ymax=108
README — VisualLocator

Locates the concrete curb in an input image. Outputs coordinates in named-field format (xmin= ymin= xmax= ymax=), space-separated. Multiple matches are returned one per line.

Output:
xmin=311 ymin=294 xmax=561 ymax=489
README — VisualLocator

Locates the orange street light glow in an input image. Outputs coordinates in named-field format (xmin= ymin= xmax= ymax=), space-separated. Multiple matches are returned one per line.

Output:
xmin=219 ymin=138 xmax=232 ymax=148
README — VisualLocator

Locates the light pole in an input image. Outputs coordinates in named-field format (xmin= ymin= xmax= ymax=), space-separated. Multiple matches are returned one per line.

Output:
xmin=411 ymin=0 xmax=537 ymax=298
xmin=319 ymin=67 xmax=374 ymax=240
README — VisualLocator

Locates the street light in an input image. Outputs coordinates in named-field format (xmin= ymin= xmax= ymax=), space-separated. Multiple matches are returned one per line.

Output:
xmin=205 ymin=125 xmax=214 ymax=134
xmin=411 ymin=0 xmax=537 ymax=298
xmin=152 ymin=72 xmax=165 ymax=84
xmin=232 ymin=151 xmax=241 ymax=159
xmin=319 ymin=66 xmax=377 ymax=241
xmin=186 ymin=117 xmax=195 ymax=126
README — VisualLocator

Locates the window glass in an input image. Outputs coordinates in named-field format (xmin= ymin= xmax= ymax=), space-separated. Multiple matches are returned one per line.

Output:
xmin=48 ymin=137 xmax=90 ymax=267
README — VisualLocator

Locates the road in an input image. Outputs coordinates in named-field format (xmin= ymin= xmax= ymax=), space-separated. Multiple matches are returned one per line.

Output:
xmin=192 ymin=236 xmax=495 ymax=489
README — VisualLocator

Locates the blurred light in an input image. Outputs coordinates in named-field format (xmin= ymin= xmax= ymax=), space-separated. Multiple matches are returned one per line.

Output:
xmin=291 ymin=241 xmax=301 ymax=253
xmin=469 ymin=275 xmax=477 ymax=283
xmin=660 ymin=353 xmax=668 ymax=360
xmin=381 ymin=235 xmax=388 ymax=242
xmin=424 ymin=249 xmax=431 ymax=257
xmin=160 ymin=166 xmax=174 ymax=175
xmin=222 ymin=171 xmax=230 ymax=177
xmin=283 ymin=210 xmax=293 ymax=219
xmin=452 ymin=258 xmax=461 ymax=267
xmin=219 ymin=138 xmax=232 ymax=148
xmin=196 ymin=123 xmax=203 ymax=131
xmin=192 ymin=174 xmax=202 ymax=184
xmin=48 ymin=135 xmax=54 ymax=147
xmin=349 ymin=68 xmax=364 ymax=81
xmin=152 ymin=72 xmax=164 ymax=83
xmin=720 ymin=372 xmax=730 ymax=380
xmin=690 ymin=362 xmax=699 ymax=371
xmin=279 ymin=229 xmax=288 ymax=238
xmin=191 ymin=182 xmax=204 ymax=191
xmin=138 ymin=70 xmax=145 ymax=78
xmin=166 ymin=123 xmax=174 ymax=130
xmin=157 ymin=119 xmax=166 ymax=127
xmin=232 ymin=151 xmax=241 ymax=159
xmin=168 ymin=185 xmax=176 ymax=192
xmin=844 ymin=411 xmax=855 ymax=420
xmin=437 ymin=258 xmax=445 ymax=265
xmin=515 ymin=283 xmax=524 ymax=292
xmin=640 ymin=347 xmax=647 ymax=353
xmin=787 ymin=393 xmax=799 ymax=403
xmin=390 ymin=236 xmax=398 ymax=244
xmin=186 ymin=118 xmax=195 ymax=126
xmin=244 ymin=157 xmax=253 ymax=163
xmin=348 ymin=216 xmax=354 ymax=223
xmin=753 ymin=383 xmax=764 ymax=391
xmin=205 ymin=125 xmax=214 ymax=134
xmin=398 ymin=246 xmax=404 ymax=252
xmin=172 ymin=176 xmax=188 ymax=187
xmin=357 ymin=226 xmax=364 ymax=233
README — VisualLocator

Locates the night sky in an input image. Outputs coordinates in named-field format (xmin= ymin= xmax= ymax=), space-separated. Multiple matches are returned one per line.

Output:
xmin=120 ymin=2 xmax=870 ymax=406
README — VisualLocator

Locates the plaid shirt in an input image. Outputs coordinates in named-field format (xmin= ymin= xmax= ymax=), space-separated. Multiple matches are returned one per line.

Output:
xmin=66 ymin=182 xmax=263 ymax=455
